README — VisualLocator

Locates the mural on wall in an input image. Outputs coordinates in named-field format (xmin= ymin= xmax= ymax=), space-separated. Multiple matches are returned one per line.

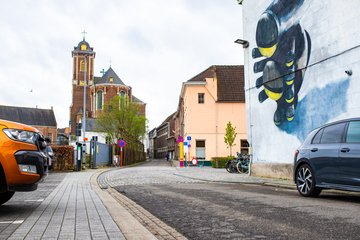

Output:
xmin=253 ymin=0 xmax=312 ymax=126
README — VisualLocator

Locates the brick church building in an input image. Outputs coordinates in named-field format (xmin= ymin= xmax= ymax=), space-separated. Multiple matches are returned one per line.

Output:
xmin=69 ymin=36 xmax=146 ymax=139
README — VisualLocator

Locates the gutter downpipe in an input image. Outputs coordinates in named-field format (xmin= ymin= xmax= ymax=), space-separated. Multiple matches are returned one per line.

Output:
xmin=216 ymin=101 xmax=218 ymax=158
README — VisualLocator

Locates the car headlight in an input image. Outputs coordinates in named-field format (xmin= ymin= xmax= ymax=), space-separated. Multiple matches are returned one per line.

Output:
xmin=3 ymin=129 xmax=37 ymax=145
xmin=18 ymin=164 xmax=37 ymax=174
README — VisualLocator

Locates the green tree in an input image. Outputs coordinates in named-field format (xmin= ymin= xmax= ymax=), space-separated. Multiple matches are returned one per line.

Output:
xmin=95 ymin=95 xmax=147 ymax=144
xmin=224 ymin=121 xmax=237 ymax=157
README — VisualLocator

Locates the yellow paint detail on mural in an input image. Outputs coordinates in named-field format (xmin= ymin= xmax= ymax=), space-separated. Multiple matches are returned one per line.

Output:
xmin=81 ymin=44 xmax=87 ymax=50
xmin=264 ymin=87 xmax=282 ymax=101
xmin=259 ymin=44 xmax=277 ymax=58
xmin=286 ymin=97 xmax=294 ymax=103
xmin=287 ymin=116 xmax=294 ymax=121
xmin=275 ymin=121 xmax=281 ymax=126
xmin=286 ymin=61 xmax=294 ymax=67
xmin=286 ymin=80 xmax=294 ymax=85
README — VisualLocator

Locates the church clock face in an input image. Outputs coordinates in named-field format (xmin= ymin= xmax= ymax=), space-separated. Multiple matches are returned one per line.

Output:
xmin=81 ymin=44 xmax=87 ymax=50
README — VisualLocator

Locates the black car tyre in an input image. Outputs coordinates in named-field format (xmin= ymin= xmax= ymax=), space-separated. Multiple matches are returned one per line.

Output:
xmin=296 ymin=164 xmax=322 ymax=197
xmin=0 ymin=191 xmax=15 ymax=205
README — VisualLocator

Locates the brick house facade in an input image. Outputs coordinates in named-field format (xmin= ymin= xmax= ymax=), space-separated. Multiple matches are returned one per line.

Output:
xmin=0 ymin=105 xmax=57 ymax=142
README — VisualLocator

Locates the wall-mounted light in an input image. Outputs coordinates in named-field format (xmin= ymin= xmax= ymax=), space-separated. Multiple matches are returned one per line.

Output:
xmin=345 ymin=70 xmax=352 ymax=76
xmin=234 ymin=39 xmax=249 ymax=48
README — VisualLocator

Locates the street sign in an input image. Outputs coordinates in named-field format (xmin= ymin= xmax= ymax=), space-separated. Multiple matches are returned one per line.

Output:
xmin=69 ymin=121 xmax=71 ymax=125
xmin=184 ymin=142 xmax=188 ymax=146
xmin=187 ymin=136 xmax=191 ymax=141
xmin=118 ymin=140 xmax=126 ymax=147
xmin=188 ymin=144 xmax=191 ymax=148
xmin=192 ymin=157 xmax=198 ymax=166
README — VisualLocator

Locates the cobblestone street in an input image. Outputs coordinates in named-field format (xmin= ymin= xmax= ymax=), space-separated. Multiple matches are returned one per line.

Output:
xmin=100 ymin=159 xmax=360 ymax=240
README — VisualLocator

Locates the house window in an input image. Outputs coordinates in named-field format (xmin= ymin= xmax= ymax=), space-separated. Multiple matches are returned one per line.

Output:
xmin=198 ymin=93 xmax=204 ymax=104
xmin=196 ymin=140 xmax=205 ymax=160
xmin=109 ymin=77 xmax=113 ymax=82
xmin=80 ymin=61 xmax=85 ymax=71
xmin=81 ymin=44 xmax=87 ymax=50
xmin=97 ymin=91 xmax=103 ymax=110
xmin=47 ymin=133 xmax=53 ymax=142
xmin=241 ymin=140 xmax=249 ymax=154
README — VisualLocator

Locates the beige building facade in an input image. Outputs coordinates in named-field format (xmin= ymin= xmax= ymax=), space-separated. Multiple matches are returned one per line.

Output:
xmin=175 ymin=66 xmax=247 ymax=165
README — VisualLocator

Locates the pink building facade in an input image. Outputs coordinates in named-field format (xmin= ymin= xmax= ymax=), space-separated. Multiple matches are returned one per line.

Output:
xmin=174 ymin=66 xmax=247 ymax=165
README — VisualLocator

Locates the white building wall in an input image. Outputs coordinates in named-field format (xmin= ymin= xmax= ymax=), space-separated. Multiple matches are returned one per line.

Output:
xmin=242 ymin=0 xmax=360 ymax=167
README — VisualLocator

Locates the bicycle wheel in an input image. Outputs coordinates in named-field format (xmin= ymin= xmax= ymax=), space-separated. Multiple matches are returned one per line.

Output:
xmin=241 ymin=162 xmax=249 ymax=174
xmin=225 ymin=162 xmax=231 ymax=173
xmin=236 ymin=161 xmax=242 ymax=173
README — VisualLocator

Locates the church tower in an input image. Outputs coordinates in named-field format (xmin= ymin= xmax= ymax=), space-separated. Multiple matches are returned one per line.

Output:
xmin=69 ymin=33 xmax=96 ymax=136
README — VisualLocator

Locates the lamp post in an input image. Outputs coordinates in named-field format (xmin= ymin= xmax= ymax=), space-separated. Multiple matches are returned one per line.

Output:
xmin=235 ymin=37 xmax=251 ymax=175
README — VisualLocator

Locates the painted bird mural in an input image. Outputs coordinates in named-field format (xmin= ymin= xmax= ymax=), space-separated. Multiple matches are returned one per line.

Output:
xmin=253 ymin=0 xmax=312 ymax=125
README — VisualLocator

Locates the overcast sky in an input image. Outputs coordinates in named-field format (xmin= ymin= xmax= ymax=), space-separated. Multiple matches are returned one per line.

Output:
xmin=0 ymin=0 xmax=244 ymax=131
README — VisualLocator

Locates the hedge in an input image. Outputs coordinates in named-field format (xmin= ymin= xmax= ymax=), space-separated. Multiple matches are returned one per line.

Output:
xmin=210 ymin=157 xmax=233 ymax=168
xmin=52 ymin=145 xmax=74 ymax=171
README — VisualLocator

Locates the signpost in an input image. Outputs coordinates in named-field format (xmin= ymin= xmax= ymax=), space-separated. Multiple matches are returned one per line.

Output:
xmin=187 ymin=136 xmax=191 ymax=167
xmin=177 ymin=136 xmax=184 ymax=167
xmin=118 ymin=140 xmax=126 ymax=167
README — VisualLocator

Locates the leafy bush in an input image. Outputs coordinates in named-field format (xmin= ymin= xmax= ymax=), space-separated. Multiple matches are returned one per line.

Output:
xmin=210 ymin=157 xmax=233 ymax=168
xmin=52 ymin=145 xmax=75 ymax=171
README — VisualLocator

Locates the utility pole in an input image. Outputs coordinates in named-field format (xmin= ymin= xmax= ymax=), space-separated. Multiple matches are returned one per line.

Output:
xmin=82 ymin=54 xmax=88 ymax=169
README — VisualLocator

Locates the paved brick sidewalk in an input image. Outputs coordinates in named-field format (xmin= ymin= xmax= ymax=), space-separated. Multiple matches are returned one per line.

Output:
xmin=2 ymin=170 xmax=125 ymax=240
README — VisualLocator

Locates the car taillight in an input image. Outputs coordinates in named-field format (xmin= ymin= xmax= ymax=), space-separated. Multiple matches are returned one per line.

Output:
xmin=294 ymin=149 xmax=299 ymax=165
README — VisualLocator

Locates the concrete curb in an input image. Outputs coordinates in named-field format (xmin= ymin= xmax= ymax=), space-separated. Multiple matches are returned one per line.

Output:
xmin=90 ymin=169 xmax=157 ymax=240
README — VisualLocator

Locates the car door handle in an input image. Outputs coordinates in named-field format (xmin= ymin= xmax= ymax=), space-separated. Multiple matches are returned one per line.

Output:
xmin=311 ymin=148 xmax=318 ymax=152
xmin=340 ymin=148 xmax=350 ymax=153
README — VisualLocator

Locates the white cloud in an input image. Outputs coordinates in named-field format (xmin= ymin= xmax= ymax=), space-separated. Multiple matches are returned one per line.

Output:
xmin=0 ymin=0 xmax=244 ymax=130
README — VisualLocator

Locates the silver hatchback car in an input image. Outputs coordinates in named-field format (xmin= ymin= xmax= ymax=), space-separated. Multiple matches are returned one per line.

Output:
xmin=294 ymin=118 xmax=360 ymax=197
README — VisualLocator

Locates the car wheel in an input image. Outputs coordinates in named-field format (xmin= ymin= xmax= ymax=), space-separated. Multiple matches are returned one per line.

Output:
xmin=0 ymin=191 xmax=15 ymax=205
xmin=296 ymin=164 xmax=322 ymax=197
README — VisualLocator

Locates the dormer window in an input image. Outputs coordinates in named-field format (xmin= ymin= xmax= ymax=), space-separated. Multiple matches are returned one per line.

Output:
xmin=81 ymin=61 xmax=85 ymax=71
xmin=81 ymin=44 xmax=87 ymax=50
xmin=109 ymin=77 xmax=113 ymax=82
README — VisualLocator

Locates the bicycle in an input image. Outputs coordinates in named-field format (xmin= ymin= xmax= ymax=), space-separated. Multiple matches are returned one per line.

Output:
xmin=225 ymin=159 xmax=238 ymax=173
xmin=236 ymin=152 xmax=250 ymax=174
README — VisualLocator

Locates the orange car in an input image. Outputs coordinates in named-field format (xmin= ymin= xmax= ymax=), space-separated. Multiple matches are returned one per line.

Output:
xmin=0 ymin=119 xmax=48 ymax=205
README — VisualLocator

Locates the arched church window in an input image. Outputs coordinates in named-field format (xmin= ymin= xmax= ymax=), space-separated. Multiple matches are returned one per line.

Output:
xmin=91 ymin=93 xmax=93 ymax=111
xmin=120 ymin=92 xmax=125 ymax=108
xmin=80 ymin=61 xmax=85 ymax=71
xmin=81 ymin=44 xmax=87 ymax=50
xmin=97 ymin=91 xmax=103 ymax=110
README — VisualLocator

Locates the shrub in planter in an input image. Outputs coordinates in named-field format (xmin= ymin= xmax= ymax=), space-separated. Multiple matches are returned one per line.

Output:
xmin=210 ymin=157 xmax=233 ymax=168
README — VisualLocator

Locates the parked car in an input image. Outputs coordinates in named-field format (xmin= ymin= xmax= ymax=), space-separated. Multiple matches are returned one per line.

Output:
xmin=45 ymin=137 xmax=55 ymax=170
xmin=294 ymin=118 xmax=360 ymax=197
xmin=0 ymin=119 xmax=48 ymax=205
